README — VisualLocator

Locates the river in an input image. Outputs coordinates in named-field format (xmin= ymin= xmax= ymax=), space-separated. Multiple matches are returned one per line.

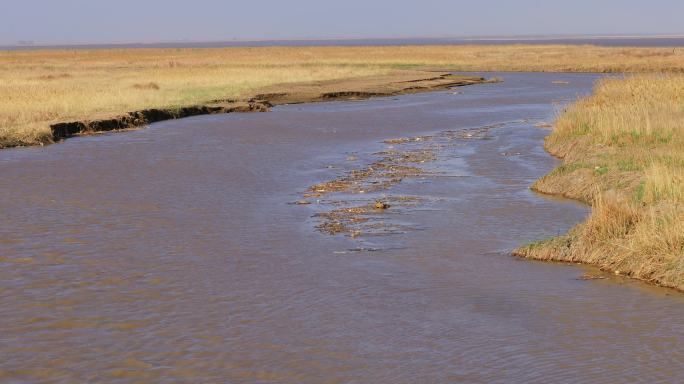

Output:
xmin=1 ymin=73 xmax=682 ymax=383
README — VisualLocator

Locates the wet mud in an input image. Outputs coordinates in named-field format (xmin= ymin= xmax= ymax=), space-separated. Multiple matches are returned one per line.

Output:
xmin=51 ymin=102 xmax=270 ymax=140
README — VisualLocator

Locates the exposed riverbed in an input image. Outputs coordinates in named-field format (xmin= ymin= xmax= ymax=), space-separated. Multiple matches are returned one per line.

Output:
xmin=1 ymin=73 xmax=682 ymax=383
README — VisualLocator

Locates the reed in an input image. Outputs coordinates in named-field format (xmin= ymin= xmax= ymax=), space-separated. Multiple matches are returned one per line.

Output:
xmin=515 ymin=74 xmax=684 ymax=290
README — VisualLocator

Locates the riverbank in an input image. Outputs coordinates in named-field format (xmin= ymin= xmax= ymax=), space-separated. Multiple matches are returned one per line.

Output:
xmin=1 ymin=67 xmax=484 ymax=147
xmin=3 ymin=44 xmax=684 ymax=148
xmin=48 ymin=72 xmax=487 ymax=144
xmin=514 ymin=74 xmax=684 ymax=291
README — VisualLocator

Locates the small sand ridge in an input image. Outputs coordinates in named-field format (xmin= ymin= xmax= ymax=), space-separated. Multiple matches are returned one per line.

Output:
xmin=300 ymin=120 xmax=525 ymax=238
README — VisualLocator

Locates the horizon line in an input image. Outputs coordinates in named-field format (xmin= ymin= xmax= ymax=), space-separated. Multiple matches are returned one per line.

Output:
xmin=4 ymin=33 xmax=684 ymax=50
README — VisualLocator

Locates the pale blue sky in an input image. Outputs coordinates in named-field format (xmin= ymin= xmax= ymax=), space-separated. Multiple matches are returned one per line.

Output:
xmin=2 ymin=0 xmax=683 ymax=45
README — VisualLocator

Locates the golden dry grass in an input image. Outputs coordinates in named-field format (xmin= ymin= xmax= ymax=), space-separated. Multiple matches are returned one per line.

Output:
xmin=0 ymin=48 xmax=390 ymax=147
xmin=516 ymin=74 xmax=684 ymax=290
xmin=2 ymin=45 xmax=684 ymax=148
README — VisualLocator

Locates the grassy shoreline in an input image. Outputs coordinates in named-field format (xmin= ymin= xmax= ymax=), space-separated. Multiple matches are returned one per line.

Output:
xmin=3 ymin=45 xmax=684 ymax=148
xmin=514 ymin=74 xmax=684 ymax=291
xmin=46 ymin=71 xmax=487 ymax=144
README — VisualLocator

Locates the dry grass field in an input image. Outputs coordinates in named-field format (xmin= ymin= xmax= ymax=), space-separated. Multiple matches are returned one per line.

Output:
xmin=2 ymin=45 xmax=684 ymax=148
xmin=515 ymin=74 xmax=684 ymax=290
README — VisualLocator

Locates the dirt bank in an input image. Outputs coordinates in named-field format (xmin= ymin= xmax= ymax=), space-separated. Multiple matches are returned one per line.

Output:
xmin=48 ymin=71 xmax=489 ymax=145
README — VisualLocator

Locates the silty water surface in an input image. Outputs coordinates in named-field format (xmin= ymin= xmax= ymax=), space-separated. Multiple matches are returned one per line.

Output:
xmin=1 ymin=73 xmax=682 ymax=383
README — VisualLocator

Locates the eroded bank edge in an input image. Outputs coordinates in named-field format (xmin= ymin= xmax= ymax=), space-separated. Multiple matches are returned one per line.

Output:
xmin=44 ymin=72 xmax=492 ymax=147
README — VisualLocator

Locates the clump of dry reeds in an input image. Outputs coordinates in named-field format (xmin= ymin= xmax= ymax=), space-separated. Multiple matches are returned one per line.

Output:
xmin=516 ymin=74 xmax=684 ymax=290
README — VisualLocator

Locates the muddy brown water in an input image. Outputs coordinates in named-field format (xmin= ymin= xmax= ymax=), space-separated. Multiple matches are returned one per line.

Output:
xmin=1 ymin=73 xmax=683 ymax=383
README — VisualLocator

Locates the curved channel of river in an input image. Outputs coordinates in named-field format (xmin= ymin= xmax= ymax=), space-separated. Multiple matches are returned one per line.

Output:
xmin=1 ymin=73 xmax=682 ymax=383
